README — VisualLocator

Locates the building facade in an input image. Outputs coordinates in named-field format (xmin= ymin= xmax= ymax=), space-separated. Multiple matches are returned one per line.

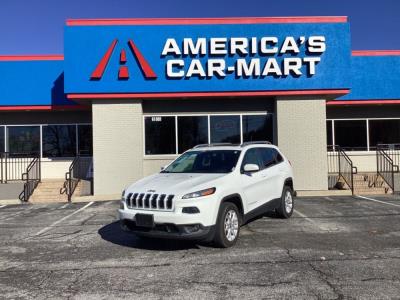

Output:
xmin=1 ymin=17 xmax=400 ymax=196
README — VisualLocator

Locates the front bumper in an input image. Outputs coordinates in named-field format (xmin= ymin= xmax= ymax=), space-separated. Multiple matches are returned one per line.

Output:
xmin=120 ymin=218 xmax=215 ymax=241
xmin=119 ymin=192 xmax=220 ymax=240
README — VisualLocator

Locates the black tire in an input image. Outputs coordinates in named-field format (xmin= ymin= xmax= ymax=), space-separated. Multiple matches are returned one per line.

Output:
xmin=213 ymin=202 xmax=241 ymax=248
xmin=276 ymin=185 xmax=294 ymax=219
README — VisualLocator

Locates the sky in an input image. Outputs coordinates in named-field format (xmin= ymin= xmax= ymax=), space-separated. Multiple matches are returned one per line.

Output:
xmin=0 ymin=0 xmax=399 ymax=54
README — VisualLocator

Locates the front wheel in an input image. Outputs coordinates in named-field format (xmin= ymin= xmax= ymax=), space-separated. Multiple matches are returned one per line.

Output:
xmin=213 ymin=202 xmax=240 ymax=248
xmin=276 ymin=186 xmax=294 ymax=218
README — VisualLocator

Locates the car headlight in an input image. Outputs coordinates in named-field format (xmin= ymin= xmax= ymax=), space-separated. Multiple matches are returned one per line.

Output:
xmin=182 ymin=187 xmax=216 ymax=199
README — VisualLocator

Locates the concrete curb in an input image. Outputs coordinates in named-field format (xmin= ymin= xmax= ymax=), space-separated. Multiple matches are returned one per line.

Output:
xmin=296 ymin=190 xmax=352 ymax=197
xmin=0 ymin=199 xmax=22 ymax=205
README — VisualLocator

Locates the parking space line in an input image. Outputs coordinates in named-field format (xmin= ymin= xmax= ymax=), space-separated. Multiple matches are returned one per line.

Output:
xmin=0 ymin=205 xmax=6 ymax=209
xmin=34 ymin=201 xmax=94 ymax=236
xmin=356 ymin=195 xmax=400 ymax=208
xmin=294 ymin=209 xmax=328 ymax=231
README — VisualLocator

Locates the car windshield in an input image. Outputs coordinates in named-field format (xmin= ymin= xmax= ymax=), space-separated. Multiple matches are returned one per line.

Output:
xmin=162 ymin=150 xmax=241 ymax=174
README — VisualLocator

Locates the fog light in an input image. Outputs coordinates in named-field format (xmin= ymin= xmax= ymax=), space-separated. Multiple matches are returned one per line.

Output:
xmin=182 ymin=207 xmax=200 ymax=214
xmin=182 ymin=224 xmax=201 ymax=233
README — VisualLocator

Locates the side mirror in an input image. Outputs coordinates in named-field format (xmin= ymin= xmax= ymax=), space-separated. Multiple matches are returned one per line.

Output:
xmin=243 ymin=163 xmax=260 ymax=173
xmin=160 ymin=166 xmax=165 ymax=171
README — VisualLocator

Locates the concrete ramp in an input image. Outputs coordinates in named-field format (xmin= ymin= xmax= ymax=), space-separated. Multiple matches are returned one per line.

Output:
xmin=0 ymin=182 xmax=24 ymax=200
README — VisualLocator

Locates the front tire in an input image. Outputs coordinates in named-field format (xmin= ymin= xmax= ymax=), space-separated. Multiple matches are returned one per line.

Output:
xmin=276 ymin=186 xmax=294 ymax=218
xmin=213 ymin=202 xmax=240 ymax=248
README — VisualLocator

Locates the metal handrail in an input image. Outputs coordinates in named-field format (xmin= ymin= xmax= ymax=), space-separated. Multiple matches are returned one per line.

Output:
xmin=63 ymin=156 xmax=79 ymax=202
xmin=19 ymin=156 xmax=41 ymax=202
xmin=376 ymin=145 xmax=399 ymax=192
xmin=327 ymin=145 xmax=357 ymax=194
xmin=62 ymin=155 xmax=92 ymax=202
xmin=1 ymin=152 xmax=38 ymax=183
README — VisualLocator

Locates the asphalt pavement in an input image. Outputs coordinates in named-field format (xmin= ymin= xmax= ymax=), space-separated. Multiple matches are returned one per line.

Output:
xmin=0 ymin=195 xmax=400 ymax=299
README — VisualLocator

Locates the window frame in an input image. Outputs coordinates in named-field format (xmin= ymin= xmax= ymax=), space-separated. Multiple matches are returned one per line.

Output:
xmin=143 ymin=112 xmax=273 ymax=157
xmin=0 ymin=123 xmax=92 ymax=159
xmin=0 ymin=126 xmax=5 ymax=152
xmin=327 ymin=117 xmax=400 ymax=152
xmin=259 ymin=147 xmax=284 ymax=170
xmin=240 ymin=147 xmax=264 ymax=173
xmin=41 ymin=124 xmax=78 ymax=158
xmin=6 ymin=125 xmax=41 ymax=156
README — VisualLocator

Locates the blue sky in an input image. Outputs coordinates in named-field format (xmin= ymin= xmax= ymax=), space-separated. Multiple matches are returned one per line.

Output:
xmin=0 ymin=0 xmax=399 ymax=54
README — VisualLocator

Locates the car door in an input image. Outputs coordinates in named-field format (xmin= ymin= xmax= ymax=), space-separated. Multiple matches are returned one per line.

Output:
xmin=239 ymin=148 xmax=266 ymax=212
xmin=258 ymin=148 xmax=285 ymax=202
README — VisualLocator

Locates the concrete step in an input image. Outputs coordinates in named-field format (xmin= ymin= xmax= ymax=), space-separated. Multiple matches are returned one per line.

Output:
xmin=29 ymin=180 xmax=67 ymax=203
xmin=29 ymin=179 xmax=88 ymax=203
xmin=354 ymin=187 xmax=391 ymax=195
xmin=333 ymin=172 xmax=393 ymax=195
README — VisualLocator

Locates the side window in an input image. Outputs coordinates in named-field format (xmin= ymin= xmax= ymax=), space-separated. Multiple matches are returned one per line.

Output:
xmin=241 ymin=148 xmax=262 ymax=170
xmin=259 ymin=148 xmax=282 ymax=169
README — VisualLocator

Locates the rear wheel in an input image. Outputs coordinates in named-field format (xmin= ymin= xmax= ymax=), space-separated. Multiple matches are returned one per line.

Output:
xmin=213 ymin=202 xmax=240 ymax=248
xmin=276 ymin=186 xmax=294 ymax=218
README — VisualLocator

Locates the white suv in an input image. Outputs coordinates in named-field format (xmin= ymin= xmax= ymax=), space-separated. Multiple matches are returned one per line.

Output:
xmin=119 ymin=142 xmax=295 ymax=248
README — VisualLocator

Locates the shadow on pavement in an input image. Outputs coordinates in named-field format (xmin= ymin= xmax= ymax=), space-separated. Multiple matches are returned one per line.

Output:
xmin=98 ymin=221 xmax=203 ymax=251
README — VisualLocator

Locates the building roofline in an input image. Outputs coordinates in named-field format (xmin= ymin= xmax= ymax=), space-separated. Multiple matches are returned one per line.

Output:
xmin=66 ymin=16 xmax=348 ymax=26
xmin=352 ymin=50 xmax=400 ymax=56
xmin=66 ymin=89 xmax=350 ymax=100
xmin=327 ymin=99 xmax=400 ymax=105
xmin=0 ymin=55 xmax=64 ymax=61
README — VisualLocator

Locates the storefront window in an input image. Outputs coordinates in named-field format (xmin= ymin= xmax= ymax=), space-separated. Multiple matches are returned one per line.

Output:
xmin=210 ymin=115 xmax=240 ymax=144
xmin=7 ymin=126 xmax=40 ymax=156
xmin=334 ymin=120 xmax=367 ymax=151
xmin=145 ymin=116 xmax=176 ymax=154
xmin=242 ymin=115 xmax=273 ymax=143
xmin=0 ymin=126 xmax=4 ymax=152
xmin=369 ymin=119 xmax=400 ymax=149
xmin=178 ymin=116 xmax=208 ymax=153
xmin=42 ymin=125 xmax=76 ymax=158
xmin=327 ymin=120 xmax=333 ymax=146
xmin=78 ymin=125 xmax=93 ymax=156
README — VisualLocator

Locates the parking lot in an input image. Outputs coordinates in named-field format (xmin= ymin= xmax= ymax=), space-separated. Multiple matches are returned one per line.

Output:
xmin=0 ymin=196 xmax=400 ymax=299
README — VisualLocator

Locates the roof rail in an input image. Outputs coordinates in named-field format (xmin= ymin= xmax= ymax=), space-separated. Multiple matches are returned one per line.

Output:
xmin=240 ymin=141 xmax=272 ymax=147
xmin=193 ymin=143 xmax=236 ymax=148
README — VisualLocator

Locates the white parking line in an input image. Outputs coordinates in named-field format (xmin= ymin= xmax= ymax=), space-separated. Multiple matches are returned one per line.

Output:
xmin=294 ymin=209 xmax=329 ymax=231
xmin=356 ymin=195 xmax=400 ymax=208
xmin=0 ymin=205 xmax=6 ymax=209
xmin=324 ymin=197 xmax=335 ymax=201
xmin=35 ymin=201 xmax=94 ymax=236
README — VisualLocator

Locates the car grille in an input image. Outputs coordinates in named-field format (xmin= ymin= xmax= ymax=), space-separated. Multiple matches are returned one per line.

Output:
xmin=125 ymin=193 xmax=174 ymax=211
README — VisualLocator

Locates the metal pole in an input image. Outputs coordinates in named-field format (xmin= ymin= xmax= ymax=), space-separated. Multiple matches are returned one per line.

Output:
xmin=5 ymin=153 xmax=7 ymax=183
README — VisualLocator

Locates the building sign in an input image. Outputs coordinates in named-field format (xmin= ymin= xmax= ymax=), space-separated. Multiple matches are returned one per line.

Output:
xmin=64 ymin=19 xmax=351 ymax=96
xmin=161 ymin=36 xmax=325 ymax=79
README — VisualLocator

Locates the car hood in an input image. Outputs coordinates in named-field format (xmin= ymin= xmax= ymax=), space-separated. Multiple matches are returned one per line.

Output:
xmin=126 ymin=173 xmax=227 ymax=195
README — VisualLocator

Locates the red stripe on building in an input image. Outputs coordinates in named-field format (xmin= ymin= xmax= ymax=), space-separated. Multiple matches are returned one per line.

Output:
xmin=327 ymin=99 xmax=400 ymax=105
xmin=352 ymin=50 xmax=400 ymax=56
xmin=66 ymin=16 xmax=348 ymax=26
xmin=67 ymin=89 xmax=350 ymax=99
xmin=0 ymin=105 xmax=90 ymax=111
xmin=0 ymin=55 xmax=64 ymax=61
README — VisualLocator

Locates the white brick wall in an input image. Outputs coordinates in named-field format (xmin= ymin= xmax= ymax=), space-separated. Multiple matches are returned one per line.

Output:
xmin=276 ymin=97 xmax=328 ymax=191
xmin=92 ymin=100 xmax=143 ymax=195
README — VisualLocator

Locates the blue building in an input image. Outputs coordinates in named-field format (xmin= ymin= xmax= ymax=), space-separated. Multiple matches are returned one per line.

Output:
xmin=1 ymin=16 xmax=400 ymax=200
